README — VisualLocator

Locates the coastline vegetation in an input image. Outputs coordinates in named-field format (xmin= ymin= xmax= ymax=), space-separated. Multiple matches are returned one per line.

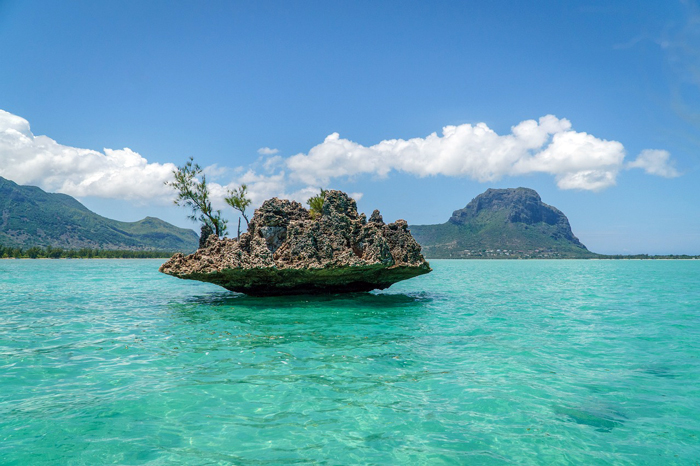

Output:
xmin=430 ymin=254 xmax=700 ymax=260
xmin=596 ymin=254 xmax=700 ymax=260
xmin=0 ymin=245 xmax=173 ymax=259
xmin=0 ymin=176 xmax=198 ymax=251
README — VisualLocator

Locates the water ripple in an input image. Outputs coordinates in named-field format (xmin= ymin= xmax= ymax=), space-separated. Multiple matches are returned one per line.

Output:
xmin=1 ymin=259 xmax=699 ymax=464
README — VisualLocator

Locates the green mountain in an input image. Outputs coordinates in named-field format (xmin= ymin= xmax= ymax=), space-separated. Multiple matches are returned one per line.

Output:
xmin=0 ymin=176 xmax=198 ymax=251
xmin=410 ymin=187 xmax=596 ymax=259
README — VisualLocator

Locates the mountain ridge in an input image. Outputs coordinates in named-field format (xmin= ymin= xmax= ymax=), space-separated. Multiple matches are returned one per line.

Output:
xmin=410 ymin=187 xmax=596 ymax=259
xmin=0 ymin=176 xmax=198 ymax=251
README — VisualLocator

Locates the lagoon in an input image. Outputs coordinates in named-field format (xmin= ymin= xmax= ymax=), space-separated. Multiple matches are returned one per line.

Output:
xmin=1 ymin=259 xmax=699 ymax=464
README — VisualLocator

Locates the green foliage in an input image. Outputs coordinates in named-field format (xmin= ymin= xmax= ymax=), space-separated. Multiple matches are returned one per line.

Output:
xmin=411 ymin=219 xmax=598 ymax=259
xmin=166 ymin=157 xmax=227 ymax=237
xmin=26 ymin=246 xmax=41 ymax=259
xmin=0 ymin=176 xmax=198 ymax=252
xmin=410 ymin=187 xmax=601 ymax=259
xmin=0 ymin=245 xmax=174 ymax=259
xmin=596 ymin=254 xmax=700 ymax=260
xmin=411 ymin=207 xmax=595 ymax=259
xmin=306 ymin=189 xmax=327 ymax=219
xmin=225 ymin=184 xmax=251 ymax=226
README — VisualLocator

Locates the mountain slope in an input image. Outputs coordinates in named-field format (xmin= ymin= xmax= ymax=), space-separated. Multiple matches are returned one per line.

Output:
xmin=0 ymin=177 xmax=198 ymax=251
xmin=410 ymin=187 xmax=596 ymax=258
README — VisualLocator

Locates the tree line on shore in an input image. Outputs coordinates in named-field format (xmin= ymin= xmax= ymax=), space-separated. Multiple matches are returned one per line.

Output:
xmin=596 ymin=254 xmax=699 ymax=260
xmin=0 ymin=245 xmax=173 ymax=259
xmin=3 ymin=245 xmax=696 ymax=260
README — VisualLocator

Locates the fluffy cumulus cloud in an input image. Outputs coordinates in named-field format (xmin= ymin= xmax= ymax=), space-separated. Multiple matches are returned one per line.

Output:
xmin=0 ymin=110 xmax=302 ymax=210
xmin=0 ymin=109 xmax=681 ymax=210
xmin=286 ymin=115 xmax=673 ymax=192
xmin=0 ymin=110 xmax=176 ymax=202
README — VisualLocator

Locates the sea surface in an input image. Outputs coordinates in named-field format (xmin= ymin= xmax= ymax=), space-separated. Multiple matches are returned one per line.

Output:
xmin=1 ymin=259 xmax=699 ymax=465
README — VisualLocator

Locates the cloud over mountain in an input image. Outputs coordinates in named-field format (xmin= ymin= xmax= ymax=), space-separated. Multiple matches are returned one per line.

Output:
xmin=0 ymin=110 xmax=176 ymax=202
xmin=0 ymin=110 xmax=680 ymax=209
xmin=286 ymin=115 xmax=670 ymax=192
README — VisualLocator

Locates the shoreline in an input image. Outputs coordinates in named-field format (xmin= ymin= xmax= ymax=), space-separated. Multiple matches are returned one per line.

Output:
xmin=0 ymin=257 xmax=170 ymax=260
xmin=422 ymin=257 xmax=700 ymax=261
xmin=2 ymin=256 xmax=698 ymax=261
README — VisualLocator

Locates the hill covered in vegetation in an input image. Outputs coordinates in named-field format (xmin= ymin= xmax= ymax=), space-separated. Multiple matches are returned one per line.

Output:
xmin=0 ymin=176 xmax=198 ymax=252
xmin=410 ymin=187 xmax=596 ymax=259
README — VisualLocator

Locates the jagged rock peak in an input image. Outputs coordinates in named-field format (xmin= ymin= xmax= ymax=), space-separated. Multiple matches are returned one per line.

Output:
xmin=159 ymin=190 xmax=431 ymax=295
xmin=369 ymin=209 xmax=384 ymax=225
xmin=451 ymin=188 xmax=553 ymax=224
xmin=448 ymin=187 xmax=583 ymax=246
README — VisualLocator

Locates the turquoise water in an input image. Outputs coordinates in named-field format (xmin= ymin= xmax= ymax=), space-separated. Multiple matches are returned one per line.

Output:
xmin=1 ymin=259 xmax=699 ymax=465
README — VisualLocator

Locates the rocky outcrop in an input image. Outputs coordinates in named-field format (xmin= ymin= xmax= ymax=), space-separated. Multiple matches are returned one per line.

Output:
xmin=199 ymin=224 xmax=213 ymax=249
xmin=410 ymin=187 xmax=595 ymax=259
xmin=159 ymin=191 xmax=431 ymax=295
xmin=448 ymin=187 xmax=583 ymax=245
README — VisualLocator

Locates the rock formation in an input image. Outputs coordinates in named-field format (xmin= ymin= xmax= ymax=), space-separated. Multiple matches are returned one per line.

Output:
xmin=159 ymin=190 xmax=431 ymax=295
xmin=448 ymin=187 xmax=584 ymax=246
xmin=410 ymin=187 xmax=595 ymax=259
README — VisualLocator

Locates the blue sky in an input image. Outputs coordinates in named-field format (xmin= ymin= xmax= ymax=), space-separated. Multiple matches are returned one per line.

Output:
xmin=1 ymin=0 xmax=698 ymax=254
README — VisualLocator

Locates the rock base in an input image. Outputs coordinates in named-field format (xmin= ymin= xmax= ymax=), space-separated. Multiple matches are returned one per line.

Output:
xmin=160 ymin=191 xmax=431 ymax=295
xmin=179 ymin=264 xmax=429 ymax=296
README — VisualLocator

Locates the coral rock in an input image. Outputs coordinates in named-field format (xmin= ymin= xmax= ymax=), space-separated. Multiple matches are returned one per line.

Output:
xmin=159 ymin=191 xmax=431 ymax=295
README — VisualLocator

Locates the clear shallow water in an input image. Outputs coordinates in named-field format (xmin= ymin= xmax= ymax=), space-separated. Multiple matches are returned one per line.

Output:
xmin=1 ymin=259 xmax=699 ymax=465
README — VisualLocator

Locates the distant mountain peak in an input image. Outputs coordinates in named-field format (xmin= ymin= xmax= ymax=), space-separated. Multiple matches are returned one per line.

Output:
xmin=411 ymin=187 xmax=593 ymax=259
xmin=0 ymin=176 xmax=198 ymax=251
xmin=451 ymin=187 xmax=545 ymax=223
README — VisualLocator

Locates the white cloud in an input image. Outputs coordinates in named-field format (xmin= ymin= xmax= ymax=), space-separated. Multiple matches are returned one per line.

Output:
xmin=262 ymin=155 xmax=284 ymax=172
xmin=257 ymin=147 xmax=279 ymax=155
xmin=0 ymin=110 xmax=176 ymax=202
xmin=513 ymin=129 xmax=625 ymax=190
xmin=202 ymin=163 xmax=231 ymax=180
xmin=627 ymin=149 xmax=680 ymax=178
xmin=229 ymin=170 xmax=287 ymax=206
xmin=283 ymin=186 xmax=323 ymax=206
xmin=285 ymin=115 xmax=645 ymax=192
xmin=0 ymin=109 xmax=299 ymax=211
xmin=0 ymin=109 xmax=679 ymax=212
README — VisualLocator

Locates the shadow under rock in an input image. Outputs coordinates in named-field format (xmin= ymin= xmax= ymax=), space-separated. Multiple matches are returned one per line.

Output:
xmin=185 ymin=290 xmax=432 ymax=309
xmin=166 ymin=291 xmax=435 ymax=327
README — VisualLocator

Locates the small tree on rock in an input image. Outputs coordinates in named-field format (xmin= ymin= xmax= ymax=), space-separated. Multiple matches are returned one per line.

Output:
xmin=225 ymin=184 xmax=251 ymax=239
xmin=307 ymin=189 xmax=327 ymax=220
xmin=166 ymin=157 xmax=227 ymax=238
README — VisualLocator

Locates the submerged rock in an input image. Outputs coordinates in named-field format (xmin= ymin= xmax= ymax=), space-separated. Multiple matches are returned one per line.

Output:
xmin=159 ymin=191 xmax=431 ymax=295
